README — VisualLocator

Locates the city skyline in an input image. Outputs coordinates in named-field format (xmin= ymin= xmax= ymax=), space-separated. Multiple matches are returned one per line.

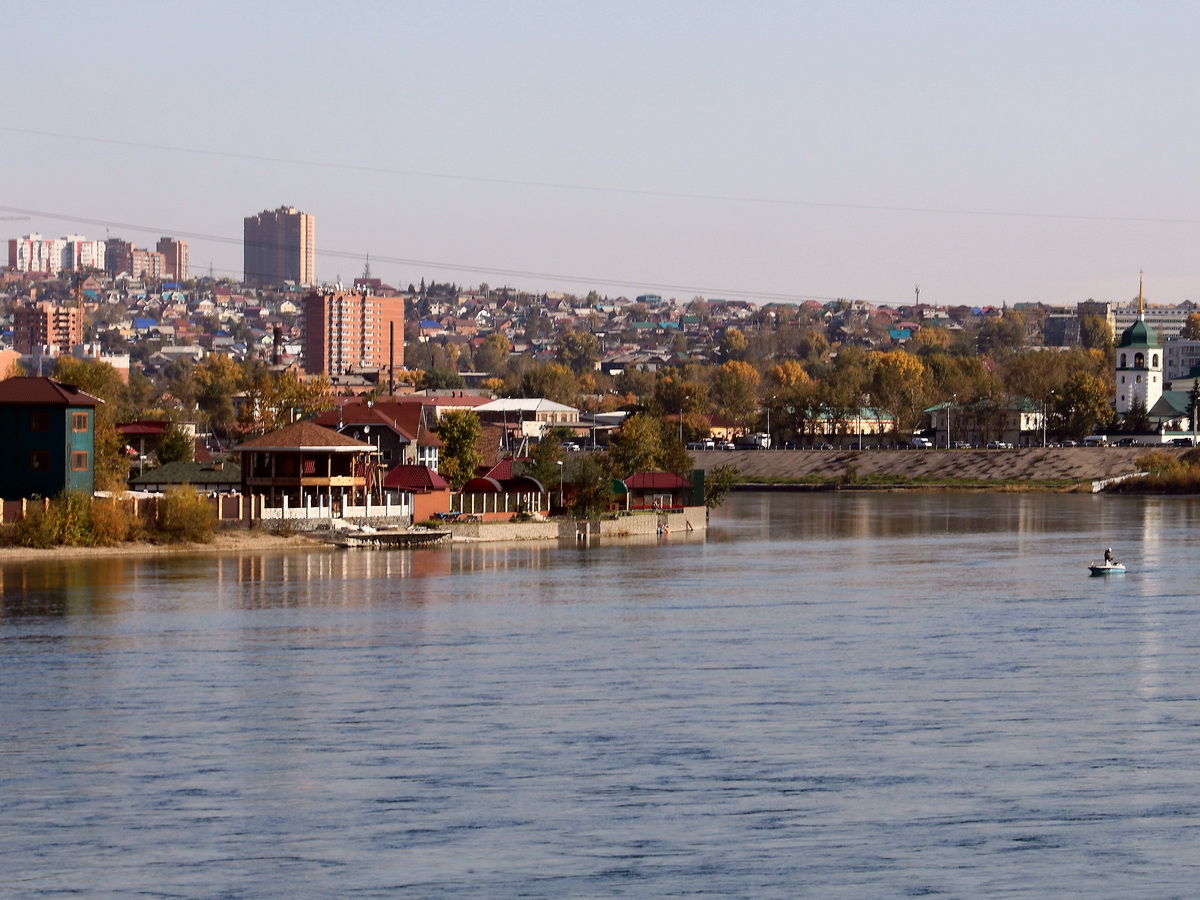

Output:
xmin=5 ymin=2 xmax=1200 ymax=307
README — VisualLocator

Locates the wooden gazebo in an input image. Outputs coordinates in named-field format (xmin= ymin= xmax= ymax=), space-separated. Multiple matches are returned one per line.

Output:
xmin=234 ymin=420 xmax=376 ymax=511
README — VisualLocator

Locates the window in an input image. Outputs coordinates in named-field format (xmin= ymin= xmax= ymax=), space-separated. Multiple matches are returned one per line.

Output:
xmin=30 ymin=451 xmax=49 ymax=471
xmin=72 ymin=411 xmax=89 ymax=432
xmin=30 ymin=411 xmax=50 ymax=432
xmin=71 ymin=451 xmax=89 ymax=471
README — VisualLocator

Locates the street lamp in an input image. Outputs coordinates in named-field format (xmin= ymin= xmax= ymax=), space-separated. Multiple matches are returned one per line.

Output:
xmin=556 ymin=460 xmax=564 ymax=511
xmin=1044 ymin=392 xmax=1055 ymax=448
xmin=679 ymin=395 xmax=689 ymax=445
xmin=947 ymin=395 xmax=956 ymax=449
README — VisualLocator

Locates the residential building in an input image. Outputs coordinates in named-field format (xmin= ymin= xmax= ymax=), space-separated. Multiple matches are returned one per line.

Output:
xmin=0 ymin=376 xmax=99 ymax=500
xmin=1112 ymin=299 xmax=1196 ymax=343
xmin=105 ymin=238 xmax=135 ymax=277
xmin=244 ymin=206 xmax=315 ymax=285
xmin=130 ymin=248 xmax=166 ymax=280
xmin=1164 ymin=338 xmax=1200 ymax=383
xmin=302 ymin=289 xmax=404 ymax=377
xmin=156 ymin=237 xmax=189 ymax=281
xmin=8 ymin=233 xmax=104 ymax=275
xmin=9 ymin=234 xmax=62 ymax=274
xmin=12 ymin=300 xmax=82 ymax=354
xmin=312 ymin=399 xmax=440 ymax=470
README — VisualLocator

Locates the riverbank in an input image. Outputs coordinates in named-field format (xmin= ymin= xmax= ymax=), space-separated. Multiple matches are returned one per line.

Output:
xmin=0 ymin=530 xmax=325 ymax=563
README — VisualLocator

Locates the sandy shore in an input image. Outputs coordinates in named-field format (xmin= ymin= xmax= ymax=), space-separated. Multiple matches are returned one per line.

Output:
xmin=0 ymin=530 xmax=327 ymax=563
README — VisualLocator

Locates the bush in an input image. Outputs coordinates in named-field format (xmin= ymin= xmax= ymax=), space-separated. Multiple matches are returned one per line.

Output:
xmin=88 ymin=497 xmax=133 ymax=545
xmin=0 ymin=492 xmax=135 ymax=548
xmin=153 ymin=486 xmax=217 ymax=544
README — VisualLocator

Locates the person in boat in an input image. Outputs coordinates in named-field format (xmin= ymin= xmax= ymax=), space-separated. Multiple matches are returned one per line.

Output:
xmin=1104 ymin=548 xmax=1114 ymax=565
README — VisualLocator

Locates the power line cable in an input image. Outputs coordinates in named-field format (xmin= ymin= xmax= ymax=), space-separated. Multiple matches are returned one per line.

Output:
xmin=5 ymin=125 xmax=1200 ymax=224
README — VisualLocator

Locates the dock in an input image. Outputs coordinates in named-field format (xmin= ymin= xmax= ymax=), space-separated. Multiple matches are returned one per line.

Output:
xmin=321 ymin=528 xmax=451 ymax=549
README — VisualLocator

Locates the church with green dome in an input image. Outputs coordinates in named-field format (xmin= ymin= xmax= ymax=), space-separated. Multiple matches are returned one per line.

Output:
xmin=1117 ymin=275 xmax=1193 ymax=432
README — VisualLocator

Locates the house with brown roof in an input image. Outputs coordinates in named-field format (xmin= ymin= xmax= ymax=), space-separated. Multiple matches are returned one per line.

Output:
xmin=234 ymin=420 xmax=377 ymax=515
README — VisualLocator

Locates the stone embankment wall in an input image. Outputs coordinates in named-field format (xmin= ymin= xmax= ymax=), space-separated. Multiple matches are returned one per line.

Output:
xmin=448 ymin=506 xmax=706 ymax=542
xmin=689 ymin=447 xmax=1154 ymax=483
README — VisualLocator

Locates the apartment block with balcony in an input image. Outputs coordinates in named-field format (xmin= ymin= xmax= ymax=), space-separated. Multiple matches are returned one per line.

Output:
xmin=302 ymin=290 xmax=405 ymax=378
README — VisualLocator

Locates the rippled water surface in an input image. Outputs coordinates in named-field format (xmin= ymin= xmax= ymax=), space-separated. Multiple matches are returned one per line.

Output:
xmin=3 ymin=492 xmax=1200 ymax=898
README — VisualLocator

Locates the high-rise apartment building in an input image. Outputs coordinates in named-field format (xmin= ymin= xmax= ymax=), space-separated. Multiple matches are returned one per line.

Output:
xmin=105 ymin=238 xmax=134 ymax=277
xmin=302 ymin=289 xmax=404 ymax=377
xmin=156 ymin=237 xmax=189 ymax=281
xmin=130 ymin=249 xmax=166 ymax=280
xmin=8 ymin=234 xmax=105 ymax=275
xmin=12 ymin=301 xmax=83 ymax=353
xmin=244 ymin=206 xmax=315 ymax=285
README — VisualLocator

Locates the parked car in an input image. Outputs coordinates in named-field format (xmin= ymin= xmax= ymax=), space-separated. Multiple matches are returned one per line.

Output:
xmin=950 ymin=441 xmax=971 ymax=449
xmin=986 ymin=440 xmax=1013 ymax=449
xmin=910 ymin=437 xmax=934 ymax=449
xmin=1170 ymin=437 xmax=1195 ymax=447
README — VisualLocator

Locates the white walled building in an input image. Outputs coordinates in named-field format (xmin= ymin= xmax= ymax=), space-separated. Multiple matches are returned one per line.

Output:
xmin=7 ymin=233 xmax=106 ymax=275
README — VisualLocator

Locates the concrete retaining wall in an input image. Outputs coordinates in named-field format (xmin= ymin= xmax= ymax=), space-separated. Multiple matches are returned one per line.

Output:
xmin=447 ymin=506 xmax=707 ymax=542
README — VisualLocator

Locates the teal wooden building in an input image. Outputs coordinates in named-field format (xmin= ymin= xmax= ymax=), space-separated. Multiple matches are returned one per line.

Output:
xmin=0 ymin=377 xmax=101 ymax=500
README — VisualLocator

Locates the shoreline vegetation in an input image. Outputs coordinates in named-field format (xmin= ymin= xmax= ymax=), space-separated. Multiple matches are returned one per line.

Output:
xmin=0 ymin=529 xmax=322 ymax=563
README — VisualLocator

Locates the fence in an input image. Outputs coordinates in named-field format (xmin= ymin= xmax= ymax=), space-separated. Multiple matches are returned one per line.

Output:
xmin=2 ymin=492 xmax=414 ymax=528
xmin=452 ymin=491 xmax=550 ymax=517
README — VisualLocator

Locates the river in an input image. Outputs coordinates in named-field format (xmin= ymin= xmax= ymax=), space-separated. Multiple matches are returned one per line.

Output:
xmin=2 ymin=492 xmax=1198 ymax=898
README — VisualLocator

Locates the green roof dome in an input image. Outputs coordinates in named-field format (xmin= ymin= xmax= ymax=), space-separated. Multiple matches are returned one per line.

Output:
xmin=1117 ymin=318 xmax=1159 ymax=349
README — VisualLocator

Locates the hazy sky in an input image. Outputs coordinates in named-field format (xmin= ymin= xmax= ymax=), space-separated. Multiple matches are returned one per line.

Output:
xmin=5 ymin=1 xmax=1199 ymax=308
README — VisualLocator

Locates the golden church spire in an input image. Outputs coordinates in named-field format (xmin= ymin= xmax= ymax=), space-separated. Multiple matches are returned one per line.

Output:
xmin=1138 ymin=271 xmax=1145 ymax=319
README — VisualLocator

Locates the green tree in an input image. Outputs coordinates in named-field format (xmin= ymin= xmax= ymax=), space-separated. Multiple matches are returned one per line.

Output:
xmin=712 ymin=360 xmax=760 ymax=427
xmin=421 ymin=367 xmax=465 ymax=391
xmin=475 ymin=333 xmax=511 ymax=374
xmin=193 ymin=355 xmax=244 ymax=437
xmin=607 ymin=414 xmax=664 ymax=477
xmin=557 ymin=330 xmax=600 ymax=375
xmin=1054 ymin=371 xmax=1113 ymax=439
xmin=1079 ymin=314 xmax=1114 ymax=353
xmin=156 ymin=424 xmax=195 ymax=464
xmin=703 ymin=463 xmax=739 ymax=509
xmin=519 ymin=363 xmax=578 ymax=406
xmin=976 ymin=313 xmax=1026 ymax=355
xmin=433 ymin=409 xmax=483 ymax=488
xmin=569 ymin=454 xmax=614 ymax=518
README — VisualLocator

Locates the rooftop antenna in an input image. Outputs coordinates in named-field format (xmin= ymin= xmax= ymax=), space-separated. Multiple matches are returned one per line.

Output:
xmin=363 ymin=253 xmax=372 ymax=281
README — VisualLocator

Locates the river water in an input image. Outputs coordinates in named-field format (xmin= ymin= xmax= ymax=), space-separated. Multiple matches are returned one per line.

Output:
xmin=2 ymin=492 xmax=1199 ymax=898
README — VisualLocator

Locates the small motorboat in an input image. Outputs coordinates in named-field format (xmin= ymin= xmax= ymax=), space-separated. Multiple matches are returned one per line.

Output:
xmin=1089 ymin=561 xmax=1126 ymax=576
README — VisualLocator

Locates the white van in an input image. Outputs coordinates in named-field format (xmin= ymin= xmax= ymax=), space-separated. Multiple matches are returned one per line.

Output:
xmin=1083 ymin=435 xmax=1108 ymax=446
